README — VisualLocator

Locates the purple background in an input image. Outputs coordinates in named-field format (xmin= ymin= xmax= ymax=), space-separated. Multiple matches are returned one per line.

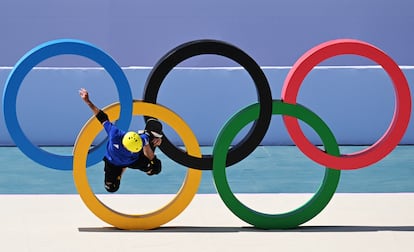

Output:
xmin=0 ymin=0 xmax=413 ymax=67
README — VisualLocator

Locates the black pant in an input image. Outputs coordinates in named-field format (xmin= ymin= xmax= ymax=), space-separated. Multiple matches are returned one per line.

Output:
xmin=103 ymin=156 xmax=151 ymax=192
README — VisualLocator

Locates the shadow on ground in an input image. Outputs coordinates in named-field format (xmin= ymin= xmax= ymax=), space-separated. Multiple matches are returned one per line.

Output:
xmin=78 ymin=225 xmax=414 ymax=233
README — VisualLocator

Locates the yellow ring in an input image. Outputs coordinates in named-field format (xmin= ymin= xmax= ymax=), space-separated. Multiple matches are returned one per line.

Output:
xmin=73 ymin=101 xmax=202 ymax=230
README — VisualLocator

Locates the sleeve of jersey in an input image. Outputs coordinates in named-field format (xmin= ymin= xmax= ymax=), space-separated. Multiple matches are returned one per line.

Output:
xmin=103 ymin=121 xmax=123 ymax=137
xmin=102 ymin=121 xmax=113 ymax=134
xmin=141 ymin=133 xmax=150 ymax=146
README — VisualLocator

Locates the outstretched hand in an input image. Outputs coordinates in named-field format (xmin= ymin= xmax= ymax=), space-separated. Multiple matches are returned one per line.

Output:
xmin=79 ymin=88 xmax=100 ymax=115
xmin=79 ymin=88 xmax=90 ymax=103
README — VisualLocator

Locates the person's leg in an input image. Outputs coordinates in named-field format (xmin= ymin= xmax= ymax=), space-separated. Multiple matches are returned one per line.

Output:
xmin=129 ymin=155 xmax=161 ymax=176
xmin=128 ymin=155 xmax=151 ymax=173
xmin=103 ymin=157 xmax=125 ymax=193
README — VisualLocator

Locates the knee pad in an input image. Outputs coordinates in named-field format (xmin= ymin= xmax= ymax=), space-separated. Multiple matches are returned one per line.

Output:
xmin=147 ymin=157 xmax=162 ymax=176
xmin=105 ymin=178 xmax=120 ymax=193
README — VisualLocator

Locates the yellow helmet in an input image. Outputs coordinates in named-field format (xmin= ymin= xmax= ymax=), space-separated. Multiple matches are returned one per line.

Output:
xmin=122 ymin=131 xmax=143 ymax=153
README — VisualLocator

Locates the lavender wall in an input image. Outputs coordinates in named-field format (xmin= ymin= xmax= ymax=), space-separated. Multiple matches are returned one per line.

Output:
xmin=1 ymin=0 xmax=414 ymax=146
xmin=1 ymin=66 xmax=414 ymax=146
xmin=0 ymin=0 xmax=413 ymax=67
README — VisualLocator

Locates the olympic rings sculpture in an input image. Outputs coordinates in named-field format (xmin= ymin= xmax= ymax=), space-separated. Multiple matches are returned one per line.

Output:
xmin=2 ymin=39 xmax=133 ymax=170
xmin=2 ymin=38 xmax=411 ymax=230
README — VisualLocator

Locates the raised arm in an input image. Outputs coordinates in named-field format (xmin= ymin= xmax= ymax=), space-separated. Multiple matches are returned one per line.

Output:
xmin=79 ymin=88 xmax=100 ymax=115
xmin=79 ymin=88 xmax=109 ymax=124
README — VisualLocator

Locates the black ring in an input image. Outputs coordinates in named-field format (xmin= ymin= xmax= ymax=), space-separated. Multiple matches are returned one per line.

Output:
xmin=143 ymin=39 xmax=272 ymax=170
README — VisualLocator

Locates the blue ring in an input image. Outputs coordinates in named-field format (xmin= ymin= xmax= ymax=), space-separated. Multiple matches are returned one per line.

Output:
xmin=2 ymin=39 xmax=133 ymax=170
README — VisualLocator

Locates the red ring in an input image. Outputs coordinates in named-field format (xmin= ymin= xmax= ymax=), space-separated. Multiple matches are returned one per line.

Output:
xmin=281 ymin=39 xmax=411 ymax=170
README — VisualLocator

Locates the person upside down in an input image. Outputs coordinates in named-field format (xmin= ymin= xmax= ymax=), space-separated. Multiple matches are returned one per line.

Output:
xmin=79 ymin=88 xmax=163 ymax=193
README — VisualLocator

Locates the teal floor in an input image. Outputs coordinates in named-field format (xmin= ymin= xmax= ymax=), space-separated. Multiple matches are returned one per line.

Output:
xmin=0 ymin=145 xmax=413 ymax=194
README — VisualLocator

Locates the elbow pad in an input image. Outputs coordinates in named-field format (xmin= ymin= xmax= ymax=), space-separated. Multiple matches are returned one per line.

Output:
xmin=96 ymin=110 xmax=109 ymax=123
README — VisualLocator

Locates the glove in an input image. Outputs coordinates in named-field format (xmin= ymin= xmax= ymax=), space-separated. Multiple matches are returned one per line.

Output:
xmin=146 ymin=156 xmax=162 ymax=176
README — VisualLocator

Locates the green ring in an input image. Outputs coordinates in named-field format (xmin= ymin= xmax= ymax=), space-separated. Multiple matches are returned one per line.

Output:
xmin=212 ymin=100 xmax=341 ymax=229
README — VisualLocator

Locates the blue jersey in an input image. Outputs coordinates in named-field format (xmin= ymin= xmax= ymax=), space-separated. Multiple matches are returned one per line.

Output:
xmin=103 ymin=121 xmax=149 ymax=167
